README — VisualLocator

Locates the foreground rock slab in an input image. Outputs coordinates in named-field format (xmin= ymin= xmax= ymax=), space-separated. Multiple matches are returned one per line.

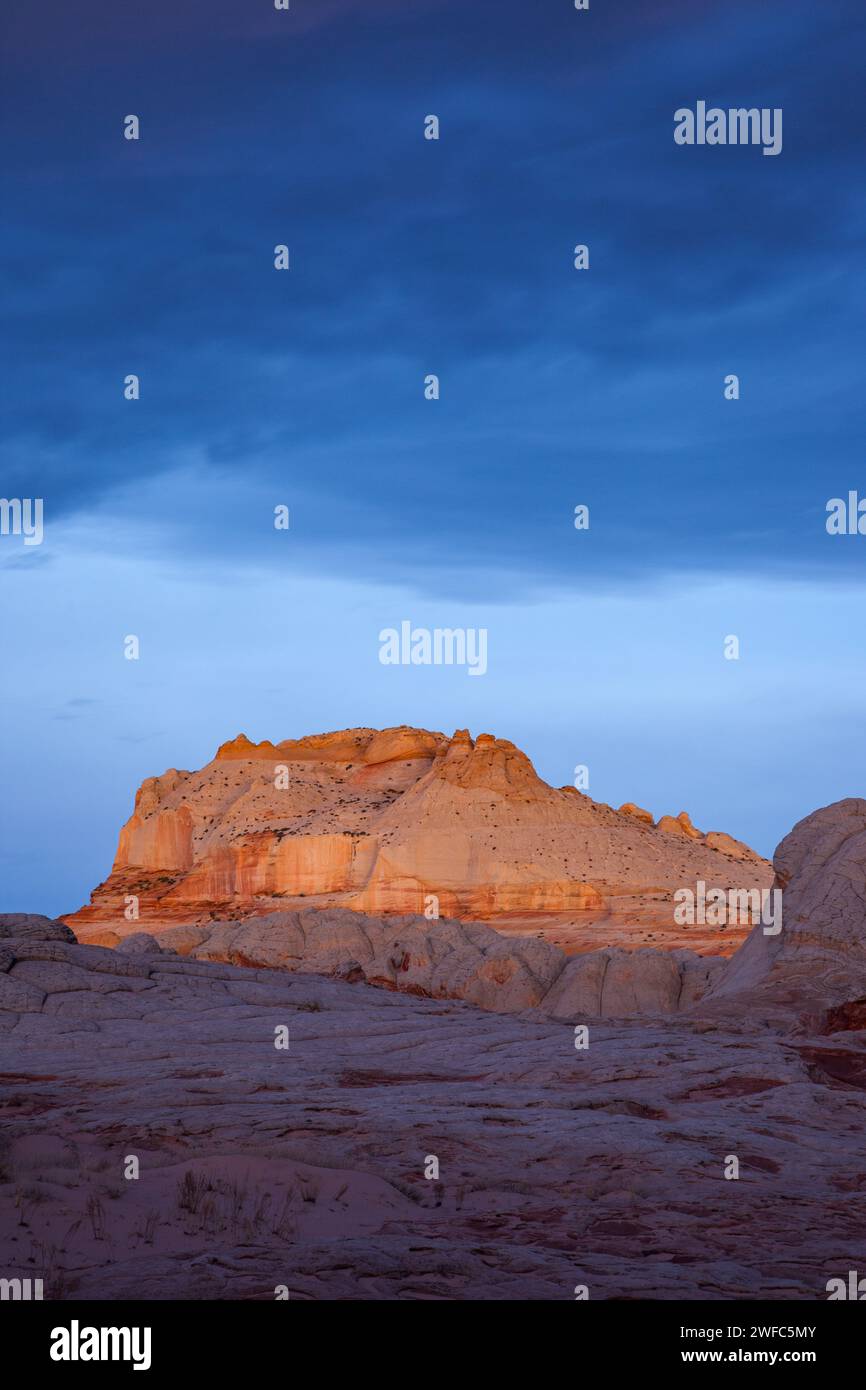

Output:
xmin=1 ymin=924 xmax=864 ymax=1301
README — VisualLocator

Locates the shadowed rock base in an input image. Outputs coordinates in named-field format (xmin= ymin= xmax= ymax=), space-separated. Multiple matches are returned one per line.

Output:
xmin=2 ymin=877 xmax=866 ymax=1300
xmin=74 ymin=909 xmax=726 ymax=1018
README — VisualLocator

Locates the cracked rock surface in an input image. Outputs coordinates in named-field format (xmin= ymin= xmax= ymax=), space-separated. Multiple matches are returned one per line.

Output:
xmin=1 ymin=914 xmax=864 ymax=1299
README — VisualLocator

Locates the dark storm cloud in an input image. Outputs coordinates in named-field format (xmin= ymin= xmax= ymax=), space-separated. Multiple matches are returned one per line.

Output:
xmin=2 ymin=0 xmax=865 ymax=594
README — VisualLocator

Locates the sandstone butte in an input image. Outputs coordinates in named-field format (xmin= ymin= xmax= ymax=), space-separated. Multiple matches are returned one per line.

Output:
xmin=66 ymin=726 xmax=771 ymax=956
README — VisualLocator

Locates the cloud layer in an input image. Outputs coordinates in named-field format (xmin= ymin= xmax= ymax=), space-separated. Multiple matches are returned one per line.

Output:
xmin=4 ymin=0 xmax=865 ymax=595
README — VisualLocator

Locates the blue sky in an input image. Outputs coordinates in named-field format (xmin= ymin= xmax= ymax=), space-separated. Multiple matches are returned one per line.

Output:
xmin=2 ymin=0 xmax=865 ymax=915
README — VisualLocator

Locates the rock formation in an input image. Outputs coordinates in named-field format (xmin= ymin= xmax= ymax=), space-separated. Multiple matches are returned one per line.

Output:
xmin=97 ymin=910 xmax=724 ymax=1018
xmin=707 ymin=797 xmax=866 ymax=1020
xmin=66 ymin=726 xmax=769 ymax=952
xmin=2 ymin=837 xmax=866 ymax=1302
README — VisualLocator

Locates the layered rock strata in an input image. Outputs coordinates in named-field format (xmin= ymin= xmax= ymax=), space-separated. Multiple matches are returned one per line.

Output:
xmin=67 ymin=726 xmax=769 ymax=948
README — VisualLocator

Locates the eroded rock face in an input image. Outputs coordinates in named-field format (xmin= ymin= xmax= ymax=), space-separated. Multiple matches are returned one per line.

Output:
xmin=65 ymin=725 xmax=769 ymax=937
xmin=709 ymin=798 xmax=866 ymax=1016
xmin=69 ymin=908 xmax=722 ymax=1021
xmin=0 ymin=914 xmax=76 ymax=943
xmin=0 ymin=913 xmax=863 ymax=1301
